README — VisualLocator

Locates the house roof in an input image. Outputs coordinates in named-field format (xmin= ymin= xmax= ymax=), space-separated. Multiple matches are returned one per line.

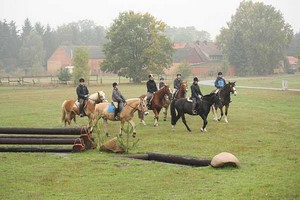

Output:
xmin=187 ymin=41 xmax=222 ymax=57
xmin=61 ymin=46 xmax=105 ymax=59
xmin=287 ymin=56 xmax=298 ymax=65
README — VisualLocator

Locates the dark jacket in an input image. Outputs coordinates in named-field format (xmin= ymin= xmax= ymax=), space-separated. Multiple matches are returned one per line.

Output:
xmin=147 ymin=80 xmax=158 ymax=93
xmin=76 ymin=84 xmax=89 ymax=100
xmin=159 ymin=81 xmax=165 ymax=89
xmin=112 ymin=88 xmax=126 ymax=102
xmin=190 ymin=83 xmax=203 ymax=100
xmin=215 ymin=77 xmax=226 ymax=89
xmin=173 ymin=78 xmax=182 ymax=89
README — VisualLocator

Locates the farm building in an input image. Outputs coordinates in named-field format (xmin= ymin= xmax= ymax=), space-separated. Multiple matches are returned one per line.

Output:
xmin=165 ymin=41 xmax=235 ymax=77
xmin=47 ymin=46 xmax=105 ymax=75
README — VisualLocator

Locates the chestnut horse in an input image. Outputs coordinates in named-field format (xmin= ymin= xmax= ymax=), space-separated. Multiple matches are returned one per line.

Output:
xmin=211 ymin=81 xmax=237 ymax=123
xmin=147 ymin=85 xmax=172 ymax=127
xmin=93 ymin=96 xmax=148 ymax=137
xmin=61 ymin=91 xmax=106 ymax=127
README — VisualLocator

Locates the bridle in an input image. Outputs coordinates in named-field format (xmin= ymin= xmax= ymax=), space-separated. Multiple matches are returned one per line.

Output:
xmin=124 ymin=99 xmax=147 ymax=112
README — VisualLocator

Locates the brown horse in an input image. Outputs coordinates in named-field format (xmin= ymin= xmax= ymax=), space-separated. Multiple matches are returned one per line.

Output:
xmin=211 ymin=81 xmax=237 ymax=123
xmin=61 ymin=91 xmax=106 ymax=127
xmin=147 ymin=85 xmax=172 ymax=127
xmin=93 ymin=96 xmax=148 ymax=137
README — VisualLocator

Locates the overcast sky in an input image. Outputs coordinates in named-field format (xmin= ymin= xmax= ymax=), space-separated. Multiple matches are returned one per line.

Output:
xmin=1 ymin=0 xmax=299 ymax=39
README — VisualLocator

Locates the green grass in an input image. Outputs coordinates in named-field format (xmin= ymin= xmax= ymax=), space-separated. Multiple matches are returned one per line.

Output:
xmin=0 ymin=79 xmax=300 ymax=200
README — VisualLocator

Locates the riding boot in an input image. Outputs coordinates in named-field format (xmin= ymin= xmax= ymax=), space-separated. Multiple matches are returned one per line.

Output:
xmin=114 ymin=108 xmax=119 ymax=120
xmin=79 ymin=100 xmax=84 ymax=117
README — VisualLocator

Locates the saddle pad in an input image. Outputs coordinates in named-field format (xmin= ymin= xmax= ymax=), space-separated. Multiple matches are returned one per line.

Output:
xmin=107 ymin=104 xmax=115 ymax=113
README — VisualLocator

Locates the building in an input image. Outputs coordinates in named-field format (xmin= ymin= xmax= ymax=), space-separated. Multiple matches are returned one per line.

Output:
xmin=47 ymin=46 xmax=105 ymax=75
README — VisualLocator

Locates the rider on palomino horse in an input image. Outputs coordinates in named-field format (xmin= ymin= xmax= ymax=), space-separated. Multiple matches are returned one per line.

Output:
xmin=76 ymin=78 xmax=89 ymax=117
xmin=112 ymin=82 xmax=126 ymax=120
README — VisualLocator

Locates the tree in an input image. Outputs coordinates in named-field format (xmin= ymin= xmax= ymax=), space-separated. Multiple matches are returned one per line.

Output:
xmin=176 ymin=60 xmax=192 ymax=79
xmin=286 ymin=32 xmax=300 ymax=56
xmin=165 ymin=26 xmax=211 ymax=43
xmin=18 ymin=31 xmax=45 ymax=75
xmin=217 ymin=1 xmax=293 ymax=76
xmin=57 ymin=68 xmax=72 ymax=83
xmin=21 ymin=18 xmax=33 ymax=41
xmin=101 ymin=11 xmax=173 ymax=83
xmin=72 ymin=47 xmax=89 ymax=84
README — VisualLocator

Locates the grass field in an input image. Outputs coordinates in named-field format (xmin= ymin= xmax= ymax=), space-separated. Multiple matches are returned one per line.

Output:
xmin=0 ymin=77 xmax=299 ymax=199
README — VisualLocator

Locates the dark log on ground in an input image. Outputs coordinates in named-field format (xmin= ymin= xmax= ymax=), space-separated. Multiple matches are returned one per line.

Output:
xmin=0 ymin=136 xmax=78 ymax=145
xmin=0 ymin=147 xmax=73 ymax=153
xmin=0 ymin=127 xmax=89 ymax=135
xmin=118 ymin=152 xmax=211 ymax=167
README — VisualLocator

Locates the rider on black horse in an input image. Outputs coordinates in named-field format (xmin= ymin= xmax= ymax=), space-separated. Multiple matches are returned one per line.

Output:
xmin=191 ymin=77 xmax=203 ymax=114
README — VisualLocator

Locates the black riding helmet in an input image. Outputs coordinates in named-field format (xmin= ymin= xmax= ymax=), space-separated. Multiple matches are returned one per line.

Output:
xmin=218 ymin=72 xmax=223 ymax=75
xmin=160 ymin=77 xmax=164 ymax=81
xmin=193 ymin=77 xmax=199 ymax=82
xmin=177 ymin=73 xmax=181 ymax=77
xmin=79 ymin=78 xmax=85 ymax=82
xmin=112 ymin=82 xmax=118 ymax=87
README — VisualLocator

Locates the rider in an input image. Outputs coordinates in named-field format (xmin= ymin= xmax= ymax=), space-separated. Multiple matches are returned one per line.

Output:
xmin=76 ymin=78 xmax=89 ymax=117
xmin=214 ymin=72 xmax=226 ymax=92
xmin=112 ymin=82 xmax=126 ymax=120
xmin=158 ymin=77 xmax=165 ymax=89
xmin=190 ymin=77 xmax=203 ymax=114
xmin=146 ymin=74 xmax=158 ymax=105
xmin=173 ymin=73 xmax=182 ymax=99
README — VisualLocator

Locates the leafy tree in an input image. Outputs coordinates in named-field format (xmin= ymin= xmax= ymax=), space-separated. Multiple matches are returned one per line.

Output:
xmin=286 ymin=32 xmax=300 ymax=56
xmin=176 ymin=60 xmax=192 ymax=79
xmin=101 ymin=11 xmax=173 ymax=83
xmin=72 ymin=47 xmax=89 ymax=84
xmin=18 ymin=31 xmax=45 ymax=75
xmin=217 ymin=1 xmax=293 ymax=76
xmin=57 ymin=68 xmax=72 ymax=83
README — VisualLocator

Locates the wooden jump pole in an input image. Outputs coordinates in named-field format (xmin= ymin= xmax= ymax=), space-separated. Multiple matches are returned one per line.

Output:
xmin=0 ymin=127 xmax=89 ymax=135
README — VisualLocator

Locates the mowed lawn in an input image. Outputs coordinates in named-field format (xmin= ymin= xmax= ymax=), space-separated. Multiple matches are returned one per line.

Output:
xmin=0 ymin=80 xmax=299 ymax=200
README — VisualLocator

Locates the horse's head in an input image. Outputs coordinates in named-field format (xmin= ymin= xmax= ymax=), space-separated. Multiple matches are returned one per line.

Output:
xmin=89 ymin=91 xmax=106 ymax=103
xmin=228 ymin=81 xmax=237 ymax=96
xmin=138 ymin=96 xmax=148 ymax=113
xmin=162 ymin=85 xmax=172 ymax=96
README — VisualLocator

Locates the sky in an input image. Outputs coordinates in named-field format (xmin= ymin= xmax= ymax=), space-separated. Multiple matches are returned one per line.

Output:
xmin=0 ymin=0 xmax=299 ymax=39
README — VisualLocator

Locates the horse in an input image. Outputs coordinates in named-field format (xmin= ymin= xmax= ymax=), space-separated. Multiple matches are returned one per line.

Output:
xmin=93 ymin=96 xmax=148 ymax=138
xmin=211 ymin=81 xmax=237 ymax=123
xmin=61 ymin=91 xmax=106 ymax=127
xmin=145 ymin=85 xmax=172 ymax=127
xmin=170 ymin=93 xmax=221 ymax=132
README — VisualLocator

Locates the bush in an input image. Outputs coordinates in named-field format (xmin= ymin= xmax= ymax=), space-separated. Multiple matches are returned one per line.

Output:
xmin=57 ymin=68 xmax=72 ymax=83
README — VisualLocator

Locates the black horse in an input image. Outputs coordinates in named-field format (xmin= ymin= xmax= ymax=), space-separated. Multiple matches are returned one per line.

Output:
xmin=170 ymin=93 xmax=221 ymax=132
xmin=211 ymin=81 xmax=237 ymax=123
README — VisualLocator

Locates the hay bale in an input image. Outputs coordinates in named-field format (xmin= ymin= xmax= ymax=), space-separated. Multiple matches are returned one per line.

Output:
xmin=211 ymin=152 xmax=240 ymax=168
xmin=100 ymin=137 xmax=125 ymax=153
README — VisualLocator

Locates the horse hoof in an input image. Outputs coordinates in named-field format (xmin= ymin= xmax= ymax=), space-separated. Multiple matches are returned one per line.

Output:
xmin=106 ymin=132 xmax=110 ymax=137
xmin=200 ymin=128 xmax=204 ymax=132
xmin=132 ymin=132 xmax=136 ymax=138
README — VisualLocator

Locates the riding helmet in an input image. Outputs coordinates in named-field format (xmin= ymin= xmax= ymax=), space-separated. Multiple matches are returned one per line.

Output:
xmin=160 ymin=77 xmax=164 ymax=81
xmin=79 ymin=78 xmax=85 ymax=82
xmin=177 ymin=73 xmax=181 ymax=77
xmin=112 ymin=82 xmax=118 ymax=87
xmin=218 ymin=72 xmax=223 ymax=75
xmin=149 ymin=74 xmax=153 ymax=78
xmin=193 ymin=77 xmax=199 ymax=82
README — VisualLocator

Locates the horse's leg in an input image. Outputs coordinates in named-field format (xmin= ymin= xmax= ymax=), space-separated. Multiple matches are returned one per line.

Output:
xmin=212 ymin=105 xmax=218 ymax=121
xmin=128 ymin=119 xmax=137 ymax=138
xmin=119 ymin=121 xmax=124 ymax=137
xmin=103 ymin=119 xmax=110 ymax=137
xmin=138 ymin=110 xmax=146 ymax=125
xmin=218 ymin=106 xmax=224 ymax=121
xmin=153 ymin=109 xmax=159 ymax=127
xmin=181 ymin=113 xmax=191 ymax=132
xmin=224 ymin=104 xmax=229 ymax=123
xmin=200 ymin=114 xmax=208 ymax=132
xmin=163 ymin=106 xmax=168 ymax=121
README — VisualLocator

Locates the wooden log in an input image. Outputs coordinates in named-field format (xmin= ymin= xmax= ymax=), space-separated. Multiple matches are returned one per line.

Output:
xmin=147 ymin=152 xmax=211 ymax=167
xmin=0 ymin=127 xmax=89 ymax=135
xmin=0 ymin=136 xmax=78 ymax=145
xmin=0 ymin=147 xmax=73 ymax=153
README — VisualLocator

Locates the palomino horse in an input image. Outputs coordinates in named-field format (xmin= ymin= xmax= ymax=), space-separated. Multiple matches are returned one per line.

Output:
xmin=147 ymin=85 xmax=172 ymax=127
xmin=211 ymin=81 xmax=237 ymax=123
xmin=93 ymin=96 xmax=148 ymax=137
xmin=171 ymin=93 xmax=221 ymax=132
xmin=61 ymin=91 xmax=106 ymax=127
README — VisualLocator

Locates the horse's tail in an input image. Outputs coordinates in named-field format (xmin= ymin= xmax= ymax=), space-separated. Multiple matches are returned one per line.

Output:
xmin=170 ymin=100 xmax=177 ymax=125
xmin=61 ymin=100 xmax=67 ymax=123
